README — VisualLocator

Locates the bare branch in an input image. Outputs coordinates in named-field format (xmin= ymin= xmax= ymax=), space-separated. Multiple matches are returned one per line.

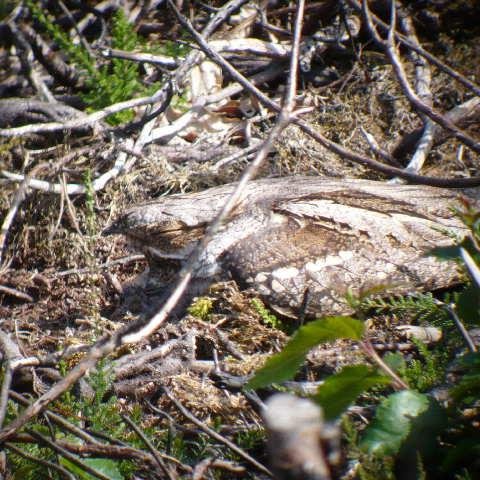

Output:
xmin=27 ymin=429 xmax=121 ymax=480
xmin=9 ymin=391 xmax=101 ymax=445
xmin=361 ymin=339 xmax=409 ymax=390
xmin=0 ymin=95 xmax=151 ymax=137
xmin=5 ymin=443 xmax=76 ymax=480
xmin=393 ymin=97 xmax=480 ymax=159
xmin=393 ymin=5 xmax=434 ymax=179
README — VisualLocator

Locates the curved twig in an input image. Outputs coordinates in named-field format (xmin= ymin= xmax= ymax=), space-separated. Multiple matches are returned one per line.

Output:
xmin=362 ymin=0 xmax=480 ymax=155
xmin=346 ymin=0 xmax=480 ymax=97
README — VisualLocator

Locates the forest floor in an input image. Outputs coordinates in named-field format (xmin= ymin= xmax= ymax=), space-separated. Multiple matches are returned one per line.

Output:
xmin=0 ymin=1 xmax=479 ymax=479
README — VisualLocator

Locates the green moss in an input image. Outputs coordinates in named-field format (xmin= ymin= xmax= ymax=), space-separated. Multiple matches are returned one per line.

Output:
xmin=188 ymin=296 xmax=214 ymax=320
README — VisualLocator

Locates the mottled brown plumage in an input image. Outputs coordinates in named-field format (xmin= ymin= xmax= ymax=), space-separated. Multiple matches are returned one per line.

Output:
xmin=104 ymin=177 xmax=478 ymax=317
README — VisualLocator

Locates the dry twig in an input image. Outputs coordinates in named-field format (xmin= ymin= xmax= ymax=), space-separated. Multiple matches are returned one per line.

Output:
xmin=347 ymin=0 xmax=480 ymax=97
xmin=163 ymin=387 xmax=272 ymax=477
xmin=122 ymin=414 xmax=175 ymax=479
xmin=393 ymin=6 xmax=434 ymax=179
xmin=362 ymin=0 xmax=480 ymax=155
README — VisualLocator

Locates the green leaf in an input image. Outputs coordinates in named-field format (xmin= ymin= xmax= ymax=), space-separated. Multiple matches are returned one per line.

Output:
xmin=360 ymin=390 xmax=429 ymax=456
xmin=61 ymin=457 xmax=124 ymax=480
xmin=246 ymin=316 xmax=364 ymax=390
xmin=314 ymin=365 xmax=391 ymax=420
xmin=397 ymin=397 xmax=447 ymax=470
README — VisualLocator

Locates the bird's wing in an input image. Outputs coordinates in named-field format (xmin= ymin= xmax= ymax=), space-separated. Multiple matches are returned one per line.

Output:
xmin=220 ymin=191 xmax=466 ymax=318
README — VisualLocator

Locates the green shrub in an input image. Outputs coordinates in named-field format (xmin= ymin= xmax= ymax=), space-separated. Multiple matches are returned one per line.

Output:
xmin=27 ymin=4 xmax=160 ymax=124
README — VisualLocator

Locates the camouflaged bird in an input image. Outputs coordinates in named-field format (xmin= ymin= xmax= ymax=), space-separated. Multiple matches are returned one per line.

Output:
xmin=103 ymin=177 xmax=478 ymax=318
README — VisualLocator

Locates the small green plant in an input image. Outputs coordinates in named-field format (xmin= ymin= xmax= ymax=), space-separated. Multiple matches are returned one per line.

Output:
xmin=161 ymin=40 xmax=190 ymax=58
xmin=8 ymin=443 xmax=58 ymax=480
xmin=83 ymin=9 xmax=145 ymax=124
xmin=251 ymin=298 xmax=285 ymax=329
xmin=401 ymin=338 xmax=448 ymax=391
xmin=188 ymin=296 xmax=214 ymax=320
xmin=234 ymin=427 xmax=266 ymax=452
xmin=27 ymin=3 xmax=160 ymax=124
xmin=6 ymin=362 xmax=138 ymax=479
xmin=355 ymin=292 xmax=449 ymax=326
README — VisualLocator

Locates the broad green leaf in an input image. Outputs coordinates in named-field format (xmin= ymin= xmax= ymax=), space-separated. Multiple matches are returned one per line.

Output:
xmin=314 ymin=365 xmax=391 ymax=420
xmin=360 ymin=390 xmax=429 ymax=456
xmin=61 ymin=457 xmax=124 ymax=480
xmin=397 ymin=397 xmax=447 ymax=470
xmin=246 ymin=316 xmax=364 ymax=390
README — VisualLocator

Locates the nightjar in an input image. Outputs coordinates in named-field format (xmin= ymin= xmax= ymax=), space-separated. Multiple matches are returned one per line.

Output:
xmin=103 ymin=177 xmax=477 ymax=318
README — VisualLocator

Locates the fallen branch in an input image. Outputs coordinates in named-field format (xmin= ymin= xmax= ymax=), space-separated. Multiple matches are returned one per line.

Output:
xmin=0 ymin=94 xmax=154 ymax=136
xmin=393 ymin=97 xmax=480 ymax=160
xmin=394 ymin=6 xmax=434 ymax=178
xmin=0 ymin=285 xmax=34 ymax=303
